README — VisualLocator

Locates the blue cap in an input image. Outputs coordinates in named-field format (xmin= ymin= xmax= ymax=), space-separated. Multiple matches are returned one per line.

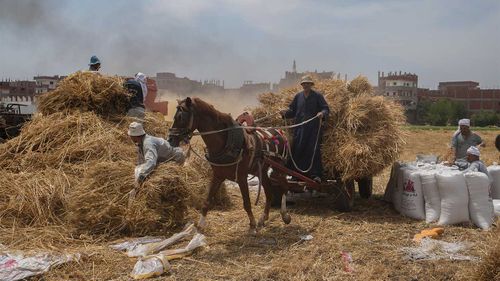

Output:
xmin=89 ymin=55 xmax=101 ymax=66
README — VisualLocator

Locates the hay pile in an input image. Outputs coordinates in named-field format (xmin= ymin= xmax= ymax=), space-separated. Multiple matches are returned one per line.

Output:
xmin=0 ymin=72 xmax=229 ymax=238
xmin=470 ymin=225 xmax=500 ymax=280
xmin=37 ymin=71 xmax=130 ymax=117
xmin=251 ymin=76 xmax=406 ymax=181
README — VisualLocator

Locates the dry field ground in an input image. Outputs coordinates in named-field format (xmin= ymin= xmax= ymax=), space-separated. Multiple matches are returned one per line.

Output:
xmin=15 ymin=129 xmax=500 ymax=280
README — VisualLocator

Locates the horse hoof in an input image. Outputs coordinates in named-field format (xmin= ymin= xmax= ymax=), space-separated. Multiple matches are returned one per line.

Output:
xmin=248 ymin=228 xmax=258 ymax=236
xmin=197 ymin=216 xmax=207 ymax=230
xmin=282 ymin=214 xmax=291 ymax=224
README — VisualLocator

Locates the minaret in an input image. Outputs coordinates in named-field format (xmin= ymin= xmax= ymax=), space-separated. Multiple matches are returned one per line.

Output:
xmin=292 ymin=60 xmax=297 ymax=73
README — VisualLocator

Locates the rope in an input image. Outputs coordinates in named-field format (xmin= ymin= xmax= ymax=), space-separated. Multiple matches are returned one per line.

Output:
xmin=188 ymin=145 xmax=243 ymax=167
xmin=285 ymin=116 xmax=323 ymax=174
xmin=189 ymin=114 xmax=320 ymax=136
xmin=253 ymin=112 xmax=280 ymax=123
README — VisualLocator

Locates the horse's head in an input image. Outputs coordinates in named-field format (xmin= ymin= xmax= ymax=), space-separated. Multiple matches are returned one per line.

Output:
xmin=168 ymin=97 xmax=197 ymax=147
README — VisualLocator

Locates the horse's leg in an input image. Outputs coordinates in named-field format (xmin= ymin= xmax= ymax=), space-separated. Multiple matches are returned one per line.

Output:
xmin=198 ymin=176 xmax=224 ymax=230
xmin=280 ymin=191 xmax=291 ymax=224
xmin=269 ymin=169 xmax=291 ymax=224
xmin=237 ymin=178 xmax=257 ymax=235
xmin=257 ymin=171 xmax=272 ymax=228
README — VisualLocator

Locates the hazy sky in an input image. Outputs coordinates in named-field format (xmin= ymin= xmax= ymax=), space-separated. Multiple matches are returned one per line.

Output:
xmin=1 ymin=0 xmax=499 ymax=89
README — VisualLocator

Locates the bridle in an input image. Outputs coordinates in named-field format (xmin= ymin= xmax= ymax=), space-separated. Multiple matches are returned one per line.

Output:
xmin=168 ymin=104 xmax=195 ymax=143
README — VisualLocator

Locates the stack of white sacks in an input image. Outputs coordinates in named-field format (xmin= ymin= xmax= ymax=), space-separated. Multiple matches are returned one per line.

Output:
xmin=385 ymin=161 xmax=500 ymax=230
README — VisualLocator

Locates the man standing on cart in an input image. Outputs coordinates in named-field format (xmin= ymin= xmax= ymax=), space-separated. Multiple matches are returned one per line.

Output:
xmin=281 ymin=75 xmax=329 ymax=183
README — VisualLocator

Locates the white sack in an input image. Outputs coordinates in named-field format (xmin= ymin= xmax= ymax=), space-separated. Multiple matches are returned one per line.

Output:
xmin=400 ymin=169 xmax=425 ymax=220
xmin=487 ymin=165 xmax=500 ymax=199
xmin=394 ymin=164 xmax=415 ymax=212
xmin=493 ymin=199 xmax=500 ymax=216
xmin=464 ymin=172 xmax=494 ymax=230
xmin=420 ymin=171 xmax=441 ymax=223
xmin=436 ymin=171 xmax=470 ymax=225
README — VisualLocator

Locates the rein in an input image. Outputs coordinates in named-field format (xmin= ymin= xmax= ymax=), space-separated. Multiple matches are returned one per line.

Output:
xmin=183 ymin=114 xmax=320 ymax=137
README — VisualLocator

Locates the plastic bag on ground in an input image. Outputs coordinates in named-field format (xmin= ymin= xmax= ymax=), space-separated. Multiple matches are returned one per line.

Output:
xmin=130 ymin=233 xmax=207 ymax=279
xmin=402 ymin=238 xmax=477 ymax=261
xmin=464 ymin=172 xmax=494 ymax=230
xmin=127 ymin=223 xmax=196 ymax=257
xmin=130 ymin=254 xmax=171 ymax=280
xmin=161 ymin=233 xmax=207 ymax=260
xmin=110 ymin=236 xmax=165 ymax=252
xmin=0 ymin=252 xmax=80 ymax=281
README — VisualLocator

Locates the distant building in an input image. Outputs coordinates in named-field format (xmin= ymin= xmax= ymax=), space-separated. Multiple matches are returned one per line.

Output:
xmin=154 ymin=72 xmax=202 ymax=95
xmin=374 ymin=71 xmax=419 ymax=122
xmin=239 ymin=81 xmax=271 ymax=95
xmin=34 ymin=75 xmax=65 ymax=94
xmin=201 ymin=79 xmax=224 ymax=93
xmin=0 ymin=79 xmax=38 ymax=113
xmin=418 ymin=81 xmax=500 ymax=114
xmin=275 ymin=60 xmax=334 ymax=90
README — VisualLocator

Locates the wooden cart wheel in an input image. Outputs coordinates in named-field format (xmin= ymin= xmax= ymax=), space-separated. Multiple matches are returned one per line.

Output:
xmin=357 ymin=177 xmax=373 ymax=199
xmin=334 ymin=180 xmax=355 ymax=212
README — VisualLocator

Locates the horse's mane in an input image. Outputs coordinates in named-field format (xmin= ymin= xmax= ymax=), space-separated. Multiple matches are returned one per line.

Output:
xmin=192 ymin=97 xmax=234 ymax=126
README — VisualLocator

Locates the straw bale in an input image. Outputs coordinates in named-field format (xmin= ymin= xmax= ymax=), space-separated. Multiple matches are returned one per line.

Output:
xmin=0 ymin=170 xmax=74 ymax=227
xmin=0 ymin=112 xmax=134 ymax=172
xmin=37 ymin=71 xmax=130 ymax=117
xmin=347 ymin=75 xmax=372 ymax=95
xmin=251 ymin=78 xmax=406 ymax=181
xmin=65 ymin=161 xmax=190 ymax=236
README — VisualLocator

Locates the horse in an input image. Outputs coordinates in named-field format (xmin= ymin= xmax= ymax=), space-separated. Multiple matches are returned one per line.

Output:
xmin=167 ymin=97 xmax=291 ymax=234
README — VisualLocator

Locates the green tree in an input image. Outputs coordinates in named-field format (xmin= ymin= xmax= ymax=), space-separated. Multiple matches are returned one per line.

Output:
xmin=424 ymin=99 xmax=466 ymax=126
xmin=471 ymin=111 xmax=500 ymax=127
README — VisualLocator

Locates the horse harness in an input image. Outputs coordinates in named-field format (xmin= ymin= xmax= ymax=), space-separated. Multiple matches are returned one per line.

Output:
xmin=205 ymin=120 xmax=245 ymax=165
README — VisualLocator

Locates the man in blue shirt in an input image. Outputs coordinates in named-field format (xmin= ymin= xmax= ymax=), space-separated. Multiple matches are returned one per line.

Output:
xmin=281 ymin=75 xmax=330 ymax=182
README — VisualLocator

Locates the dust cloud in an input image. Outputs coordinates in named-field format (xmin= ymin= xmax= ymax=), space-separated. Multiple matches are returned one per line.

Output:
xmin=156 ymin=90 xmax=262 ymax=121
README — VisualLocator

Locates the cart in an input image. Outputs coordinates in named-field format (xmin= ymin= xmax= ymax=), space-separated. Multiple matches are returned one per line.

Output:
xmin=264 ymin=157 xmax=372 ymax=212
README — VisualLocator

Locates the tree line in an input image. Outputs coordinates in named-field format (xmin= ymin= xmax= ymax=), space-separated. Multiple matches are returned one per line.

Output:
xmin=416 ymin=99 xmax=499 ymax=126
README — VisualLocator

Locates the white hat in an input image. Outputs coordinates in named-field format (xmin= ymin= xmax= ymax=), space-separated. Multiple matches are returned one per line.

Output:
xmin=300 ymin=75 xmax=314 ymax=85
xmin=128 ymin=122 xmax=146 ymax=136
xmin=458 ymin=119 xmax=470 ymax=127
xmin=466 ymin=146 xmax=480 ymax=157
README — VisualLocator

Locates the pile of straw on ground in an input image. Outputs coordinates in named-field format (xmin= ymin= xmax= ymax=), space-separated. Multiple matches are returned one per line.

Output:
xmin=469 ymin=225 xmax=500 ymax=280
xmin=66 ymin=161 xmax=190 ymax=236
xmin=37 ymin=71 xmax=130 ymax=117
xmin=0 ymin=170 xmax=73 ymax=226
xmin=0 ymin=72 xmax=229 ymax=238
xmin=251 ymin=76 xmax=406 ymax=181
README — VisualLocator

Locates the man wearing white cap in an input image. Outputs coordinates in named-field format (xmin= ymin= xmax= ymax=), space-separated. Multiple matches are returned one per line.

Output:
xmin=463 ymin=146 xmax=490 ymax=179
xmin=128 ymin=122 xmax=186 ymax=184
xmin=451 ymin=118 xmax=484 ymax=164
